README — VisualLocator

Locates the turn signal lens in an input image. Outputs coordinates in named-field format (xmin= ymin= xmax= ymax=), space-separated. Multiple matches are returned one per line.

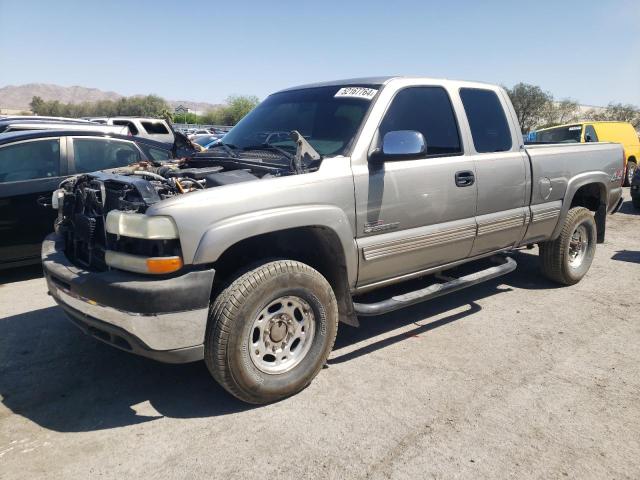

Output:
xmin=146 ymin=256 xmax=183 ymax=274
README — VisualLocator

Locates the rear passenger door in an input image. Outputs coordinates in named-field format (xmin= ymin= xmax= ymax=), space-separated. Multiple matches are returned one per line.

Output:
xmin=0 ymin=138 xmax=66 ymax=265
xmin=458 ymin=88 xmax=529 ymax=256
xmin=68 ymin=137 xmax=142 ymax=174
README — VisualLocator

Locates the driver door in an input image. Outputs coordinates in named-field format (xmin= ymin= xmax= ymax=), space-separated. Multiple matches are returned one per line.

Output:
xmin=0 ymin=137 xmax=65 ymax=266
xmin=353 ymin=86 xmax=478 ymax=288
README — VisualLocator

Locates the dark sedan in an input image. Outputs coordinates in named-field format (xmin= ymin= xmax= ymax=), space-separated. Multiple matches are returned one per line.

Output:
xmin=631 ymin=166 xmax=640 ymax=209
xmin=0 ymin=129 xmax=177 ymax=270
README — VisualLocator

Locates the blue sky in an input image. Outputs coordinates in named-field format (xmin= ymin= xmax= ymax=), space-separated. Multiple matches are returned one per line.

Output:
xmin=1 ymin=0 xmax=638 ymax=106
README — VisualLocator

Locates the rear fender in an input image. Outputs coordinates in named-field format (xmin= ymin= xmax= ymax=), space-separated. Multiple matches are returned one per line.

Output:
xmin=551 ymin=172 xmax=608 ymax=240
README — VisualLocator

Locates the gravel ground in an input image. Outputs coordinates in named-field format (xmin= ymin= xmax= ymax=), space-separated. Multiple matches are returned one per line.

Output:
xmin=1 ymin=190 xmax=639 ymax=480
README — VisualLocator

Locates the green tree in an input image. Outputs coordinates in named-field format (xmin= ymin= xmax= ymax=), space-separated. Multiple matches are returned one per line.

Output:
xmin=223 ymin=95 xmax=259 ymax=124
xmin=539 ymin=99 xmax=580 ymax=128
xmin=505 ymin=83 xmax=553 ymax=133
xmin=174 ymin=112 xmax=200 ymax=125
xmin=29 ymin=96 xmax=45 ymax=115
xmin=27 ymin=94 xmax=172 ymax=118
xmin=201 ymin=95 xmax=260 ymax=126
xmin=160 ymin=108 xmax=174 ymax=122
xmin=585 ymin=102 xmax=640 ymax=128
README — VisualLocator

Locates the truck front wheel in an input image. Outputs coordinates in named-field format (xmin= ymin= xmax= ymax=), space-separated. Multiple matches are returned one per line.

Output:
xmin=539 ymin=207 xmax=597 ymax=285
xmin=204 ymin=260 xmax=338 ymax=404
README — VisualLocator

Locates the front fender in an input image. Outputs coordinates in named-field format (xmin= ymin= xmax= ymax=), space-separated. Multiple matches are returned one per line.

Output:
xmin=192 ymin=204 xmax=358 ymax=286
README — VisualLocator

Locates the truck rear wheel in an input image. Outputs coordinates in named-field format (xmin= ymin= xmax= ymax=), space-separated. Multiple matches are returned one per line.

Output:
xmin=204 ymin=260 xmax=338 ymax=404
xmin=539 ymin=207 xmax=596 ymax=285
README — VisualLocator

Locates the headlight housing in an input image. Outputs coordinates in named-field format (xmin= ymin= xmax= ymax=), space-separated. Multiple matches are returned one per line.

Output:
xmin=105 ymin=211 xmax=179 ymax=239
xmin=105 ymin=251 xmax=183 ymax=275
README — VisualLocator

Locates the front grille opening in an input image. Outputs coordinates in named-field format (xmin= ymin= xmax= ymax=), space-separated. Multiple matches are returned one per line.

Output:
xmin=86 ymin=325 xmax=133 ymax=351
xmin=50 ymin=275 xmax=71 ymax=292
xmin=112 ymin=335 xmax=133 ymax=351
xmin=88 ymin=326 xmax=110 ymax=343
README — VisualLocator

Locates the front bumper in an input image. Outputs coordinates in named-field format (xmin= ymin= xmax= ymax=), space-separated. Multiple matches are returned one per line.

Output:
xmin=42 ymin=233 xmax=215 ymax=363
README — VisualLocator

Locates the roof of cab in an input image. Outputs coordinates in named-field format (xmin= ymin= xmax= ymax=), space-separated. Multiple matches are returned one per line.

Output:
xmin=276 ymin=77 xmax=395 ymax=93
xmin=275 ymin=76 xmax=501 ymax=94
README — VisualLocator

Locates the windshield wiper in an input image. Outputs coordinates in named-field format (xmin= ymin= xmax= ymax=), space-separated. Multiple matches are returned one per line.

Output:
xmin=242 ymin=144 xmax=294 ymax=161
xmin=209 ymin=141 xmax=239 ymax=158
xmin=290 ymin=130 xmax=321 ymax=174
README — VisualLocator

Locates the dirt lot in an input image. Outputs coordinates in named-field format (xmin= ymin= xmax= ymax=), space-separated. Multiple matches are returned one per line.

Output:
xmin=1 ymin=190 xmax=639 ymax=480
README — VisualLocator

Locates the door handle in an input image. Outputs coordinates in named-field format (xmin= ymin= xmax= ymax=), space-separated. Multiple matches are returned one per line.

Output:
xmin=455 ymin=170 xmax=475 ymax=187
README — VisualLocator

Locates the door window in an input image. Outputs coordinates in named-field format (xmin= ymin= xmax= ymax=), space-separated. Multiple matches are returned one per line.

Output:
xmin=112 ymin=120 xmax=139 ymax=135
xmin=141 ymin=121 xmax=170 ymax=134
xmin=72 ymin=138 xmax=141 ymax=173
xmin=584 ymin=125 xmax=598 ymax=142
xmin=460 ymin=88 xmax=512 ymax=153
xmin=140 ymin=144 xmax=172 ymax=161
xmin=0 ymin=139 xmax=60 ymax=182
xmin=379 ymin=87 xmax=462 ymax=156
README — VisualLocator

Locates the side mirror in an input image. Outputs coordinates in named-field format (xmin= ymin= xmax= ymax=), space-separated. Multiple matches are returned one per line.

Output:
xmin=371 ymin=130 xmax=427 ymax=161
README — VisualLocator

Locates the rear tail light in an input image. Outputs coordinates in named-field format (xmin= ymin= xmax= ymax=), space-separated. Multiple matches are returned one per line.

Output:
xmin=622 ymin=151 xmax=627 ymax=186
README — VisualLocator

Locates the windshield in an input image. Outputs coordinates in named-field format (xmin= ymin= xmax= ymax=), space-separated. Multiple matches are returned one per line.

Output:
xmin=535 ymin=125 xmax=583 ymax=143
xmin=221 ymin=85 xmax=379 ymax=157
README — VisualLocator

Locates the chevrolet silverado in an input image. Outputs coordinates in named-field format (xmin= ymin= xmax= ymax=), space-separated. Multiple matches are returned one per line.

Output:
xmin=42 ymin=77 xmax=625 ymax=404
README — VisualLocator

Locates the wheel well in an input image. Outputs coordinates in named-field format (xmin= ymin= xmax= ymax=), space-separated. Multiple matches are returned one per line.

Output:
xmin=570 ymin=183 xmax=604 ymax=211
xmin=569 ymin=182 xmax=606 ymax=243
xmin=212 ymin=227 xmax=358 ymax=327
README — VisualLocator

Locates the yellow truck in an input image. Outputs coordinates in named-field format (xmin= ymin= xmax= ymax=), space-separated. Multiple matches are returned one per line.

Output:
xmin=535 ymin=121 xmax=640 ymax=185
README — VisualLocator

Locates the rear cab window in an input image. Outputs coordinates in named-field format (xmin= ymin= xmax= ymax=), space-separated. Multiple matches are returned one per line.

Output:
xmin=0 ymin=139 xmax=61 ymax=182
xmin=459 ymin=88 xmax=512 ymax=153
xmin=379 ymin=86 xmax=462 ymax=156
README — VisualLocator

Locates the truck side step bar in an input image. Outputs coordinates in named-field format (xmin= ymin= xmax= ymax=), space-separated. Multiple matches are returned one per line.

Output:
xmin=352 ymin=256 xmax=517 ymax=316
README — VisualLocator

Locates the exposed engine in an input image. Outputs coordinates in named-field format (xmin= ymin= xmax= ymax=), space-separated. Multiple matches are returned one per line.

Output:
xmin=55 ymin=153 xmax=303 ymax=271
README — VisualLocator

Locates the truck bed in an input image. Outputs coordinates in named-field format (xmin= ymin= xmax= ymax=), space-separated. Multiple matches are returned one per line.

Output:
xmin=520 ymin=141 xmax=624 ymax=244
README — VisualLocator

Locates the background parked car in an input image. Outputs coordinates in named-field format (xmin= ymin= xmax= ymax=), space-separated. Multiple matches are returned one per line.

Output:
xmin=534 ymin=121 xmax=640 ymax=185
xmin=0 ymin=117 xmax=129 ymax=135
xmin=83 ymin=117 xmax=174 ymax=143
xmin=631 ymin=167 xmax=640 ymax=209
xmin=0 ymin=129 xmax=176 ymax=270
xmin=191 ymin=134 xmax=222 ymax=149
xmin=188 ymin=129 xmax=211 ymax=137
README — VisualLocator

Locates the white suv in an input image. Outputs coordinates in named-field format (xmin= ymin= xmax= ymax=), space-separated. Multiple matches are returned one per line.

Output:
xmin=85 ymin=117 xmax=174 ymax=143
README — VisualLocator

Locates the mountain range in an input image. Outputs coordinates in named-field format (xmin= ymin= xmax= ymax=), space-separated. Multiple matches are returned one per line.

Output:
xmin=0 ymin=83 xmax=220 ymax=113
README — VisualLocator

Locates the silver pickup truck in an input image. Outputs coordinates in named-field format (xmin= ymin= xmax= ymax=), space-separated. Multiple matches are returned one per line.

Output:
xmin=42 ymin=76 xmax=625 ymax=404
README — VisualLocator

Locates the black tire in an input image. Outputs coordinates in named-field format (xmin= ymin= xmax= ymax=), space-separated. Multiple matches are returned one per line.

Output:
xmin=633 ymin=197 xmax=640 ymax=210
xmin=539 ymin=207 xmax=597 ymax=285
xmin=204 ymin=260 xmax=338 ymax=404
xmin=623 ymin=161 xmax=636 ymax=187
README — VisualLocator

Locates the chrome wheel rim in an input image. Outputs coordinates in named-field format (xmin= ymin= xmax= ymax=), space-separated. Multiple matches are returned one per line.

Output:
xmin=568 ymin=224 xmax=589 ymax=268
xmin=627 ymin=163 xmax=636 ymax=185
xmin=248 ymin=295 xmax=315 ymax=374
